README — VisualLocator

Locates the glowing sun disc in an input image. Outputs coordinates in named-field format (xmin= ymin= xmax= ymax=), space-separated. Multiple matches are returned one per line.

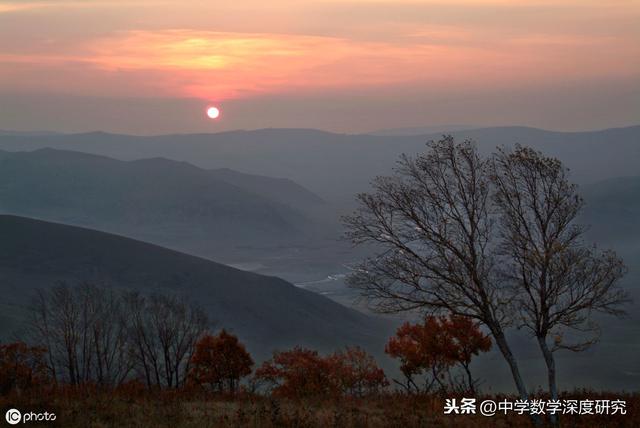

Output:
xmin=206 ymin=106 xmax=220 ymax=119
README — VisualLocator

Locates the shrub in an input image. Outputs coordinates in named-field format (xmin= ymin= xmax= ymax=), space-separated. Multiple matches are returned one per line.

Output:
xmin=188 ymin=330 xmax=254 ymax=394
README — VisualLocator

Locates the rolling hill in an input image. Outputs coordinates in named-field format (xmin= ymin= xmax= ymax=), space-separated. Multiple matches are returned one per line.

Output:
xmin=0 ymin=148 xmax=325 ymax=260
xmin=0 ymin=215 xmax=394 ymax=361
xmin=208 ymin=167 xmax=324 ymax=209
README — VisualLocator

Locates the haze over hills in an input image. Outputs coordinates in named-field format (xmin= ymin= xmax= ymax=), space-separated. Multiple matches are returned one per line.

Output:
xmin=208 ymin=167 xmax=324 ymax=209
xmin=0 ymin=129 xmax=638 ymax=390
xmin=0 ymin=207 xmax=635 ymax=391
xmin=0 ymin=148 xmax=328 ymax=260
xmin=0 ymin=215 xmax=395 ymax=361
xmin=0 ymin=130 xmax=64 ymax=137
xmin=572 ymin=176 xmax=640 ymax=389
xmin=0 ymin=125 xmax=637 ymax=208
xmin=366 ymin=124 xmax=476 ymax=136
xmin=1 ymin=125 xmax=637 ymax=285
xmin=581 ymin=176 xmax=640 ymax=247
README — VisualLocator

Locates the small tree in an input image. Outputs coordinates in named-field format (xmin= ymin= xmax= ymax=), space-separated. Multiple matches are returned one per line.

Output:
xmin=255 ymin=346 xmax=387 ymax=399
xmin=0 ymin=342 xmax=50 ymax=395
xmin=188 ymin=330 xmax=254 ymax=394
xmin=443 ymin=315 xmax=492 ymax=393
xmin=254 ymin=347 xmax=333 ymax=398
xmin=386 ymin=317 xmax=453 ymax=393
xmin=328 ymin=346 xmax=388 ymax=397
xmin=385 ymin=315 xmax=490 ymax=394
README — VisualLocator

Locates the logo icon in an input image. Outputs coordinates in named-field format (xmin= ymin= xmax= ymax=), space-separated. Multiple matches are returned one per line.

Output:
xmin=5 ymin=408 xmax=21 ymax=425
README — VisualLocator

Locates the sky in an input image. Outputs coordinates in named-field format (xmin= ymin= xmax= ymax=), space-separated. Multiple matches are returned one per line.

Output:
xmin=0 ymin=0 xmax=638 ymax=134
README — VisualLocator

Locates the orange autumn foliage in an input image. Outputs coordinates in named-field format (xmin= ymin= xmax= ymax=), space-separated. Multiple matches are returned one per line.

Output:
xmin=255 ymin=346 xmax=387 ymax=399
xmin=0 ymin=341 xmax=50 ymax=395
xmin=187 ymin=330 xmax=253 ymax=393
xmin=386 ymin=315 xmax=491 ymax=393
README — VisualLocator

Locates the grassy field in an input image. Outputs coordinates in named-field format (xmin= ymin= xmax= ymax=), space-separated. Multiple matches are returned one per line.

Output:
xmin=2 ymin=388 xmax=637 ymax=427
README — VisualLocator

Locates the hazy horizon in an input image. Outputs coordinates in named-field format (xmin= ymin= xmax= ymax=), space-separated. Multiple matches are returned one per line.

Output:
xmin=1 ymin=114 xmax=639 ymax=138
xmin=1 ymin=0 xmax=638 ymax=135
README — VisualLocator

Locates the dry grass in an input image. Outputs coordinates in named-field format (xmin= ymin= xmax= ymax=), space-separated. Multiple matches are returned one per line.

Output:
xmin=1 ymin=388 xmax=637 ymax=427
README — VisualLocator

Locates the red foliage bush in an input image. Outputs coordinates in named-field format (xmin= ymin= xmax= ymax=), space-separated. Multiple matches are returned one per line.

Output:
xmin=329 ymin=346 xmax=389 ymax=397
xmin=188 ymin=330 xmax=254 ymax=393
xmin=255 ymin=346 xmax=387 ymax=399
xmin=386 ymin=315 xmax=491 ymax=393
xmin=255 ymin=347 xmax=330 ymax=398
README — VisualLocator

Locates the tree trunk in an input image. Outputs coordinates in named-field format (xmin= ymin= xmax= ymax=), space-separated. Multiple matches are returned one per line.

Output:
xmin=461 ymin=362 xmax=475 ymax=394
xmin=491 ymin=328 xmax=543 ymax=426
xmin=491 ymin=328 xmax=529 ymax=400
xmin=537 ymin=335 xmax=559 ymax=425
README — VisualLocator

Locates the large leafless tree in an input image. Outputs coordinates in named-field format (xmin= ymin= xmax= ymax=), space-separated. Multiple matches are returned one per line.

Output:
xmin=490 ymin=145 xmax=628 ymax=414
xmin=343 ymin=137 xmax=530 ymax=400
xmin=344 ymin=137 xmax=629 ymax=405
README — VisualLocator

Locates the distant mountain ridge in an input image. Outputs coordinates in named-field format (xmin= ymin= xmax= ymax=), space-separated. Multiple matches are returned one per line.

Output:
xmin=0 ymin=148 xmax=324 ymax=259
xmin=0 ymin=125 xmax=637 ymax=206
xmin=366 ymin=124 xmax=476 ymax=136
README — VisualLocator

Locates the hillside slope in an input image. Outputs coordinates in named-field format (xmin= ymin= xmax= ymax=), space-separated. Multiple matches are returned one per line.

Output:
xmin=0 ymin=215 xmax=394 ymax=360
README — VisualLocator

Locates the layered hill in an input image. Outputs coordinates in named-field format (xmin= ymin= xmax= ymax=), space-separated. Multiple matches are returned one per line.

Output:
xmin=0 ymin=148 xmax=324 ymax=258
xmin=0 ymin=126 xmax=637 ymax=206
xmin=0 ymin=215 xmax=394 ymax=360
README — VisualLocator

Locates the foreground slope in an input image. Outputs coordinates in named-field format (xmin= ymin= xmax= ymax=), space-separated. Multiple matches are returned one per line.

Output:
xmin=0 ymin=215 xmax=394 ymax=359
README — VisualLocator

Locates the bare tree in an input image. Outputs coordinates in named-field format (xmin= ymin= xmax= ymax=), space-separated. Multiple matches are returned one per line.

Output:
xmin=126 ymin=292 xmax=208 ymax=388
xmin=30 ymin=282 xmax=133 ymax=386
xmin=32 ymin=283 xmax=84 ymax=384
xmin=490 ymin=145 xmax=628 ymax=415
xmin=30 ymin=282 xmax=207 ymax=389
xmin=87 ymin=286 xmax=134 ymax=386
xmin=342 ymin=137 xmax=530 ymax=400
xmin=125 ymin=291 xmax=162 ymax=388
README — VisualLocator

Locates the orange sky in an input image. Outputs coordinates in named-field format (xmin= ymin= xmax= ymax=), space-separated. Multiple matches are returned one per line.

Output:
xmin=0 ymin=0 xmax=638 ymax=133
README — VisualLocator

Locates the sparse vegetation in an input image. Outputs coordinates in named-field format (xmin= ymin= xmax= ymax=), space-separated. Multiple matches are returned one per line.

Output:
xmin=1 ymin=386 xmax=637 ymax=427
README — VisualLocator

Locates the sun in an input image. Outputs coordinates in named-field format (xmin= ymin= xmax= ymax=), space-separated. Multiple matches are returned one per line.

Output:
xmin=206 ymin=106 xmax=220 ymax=119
